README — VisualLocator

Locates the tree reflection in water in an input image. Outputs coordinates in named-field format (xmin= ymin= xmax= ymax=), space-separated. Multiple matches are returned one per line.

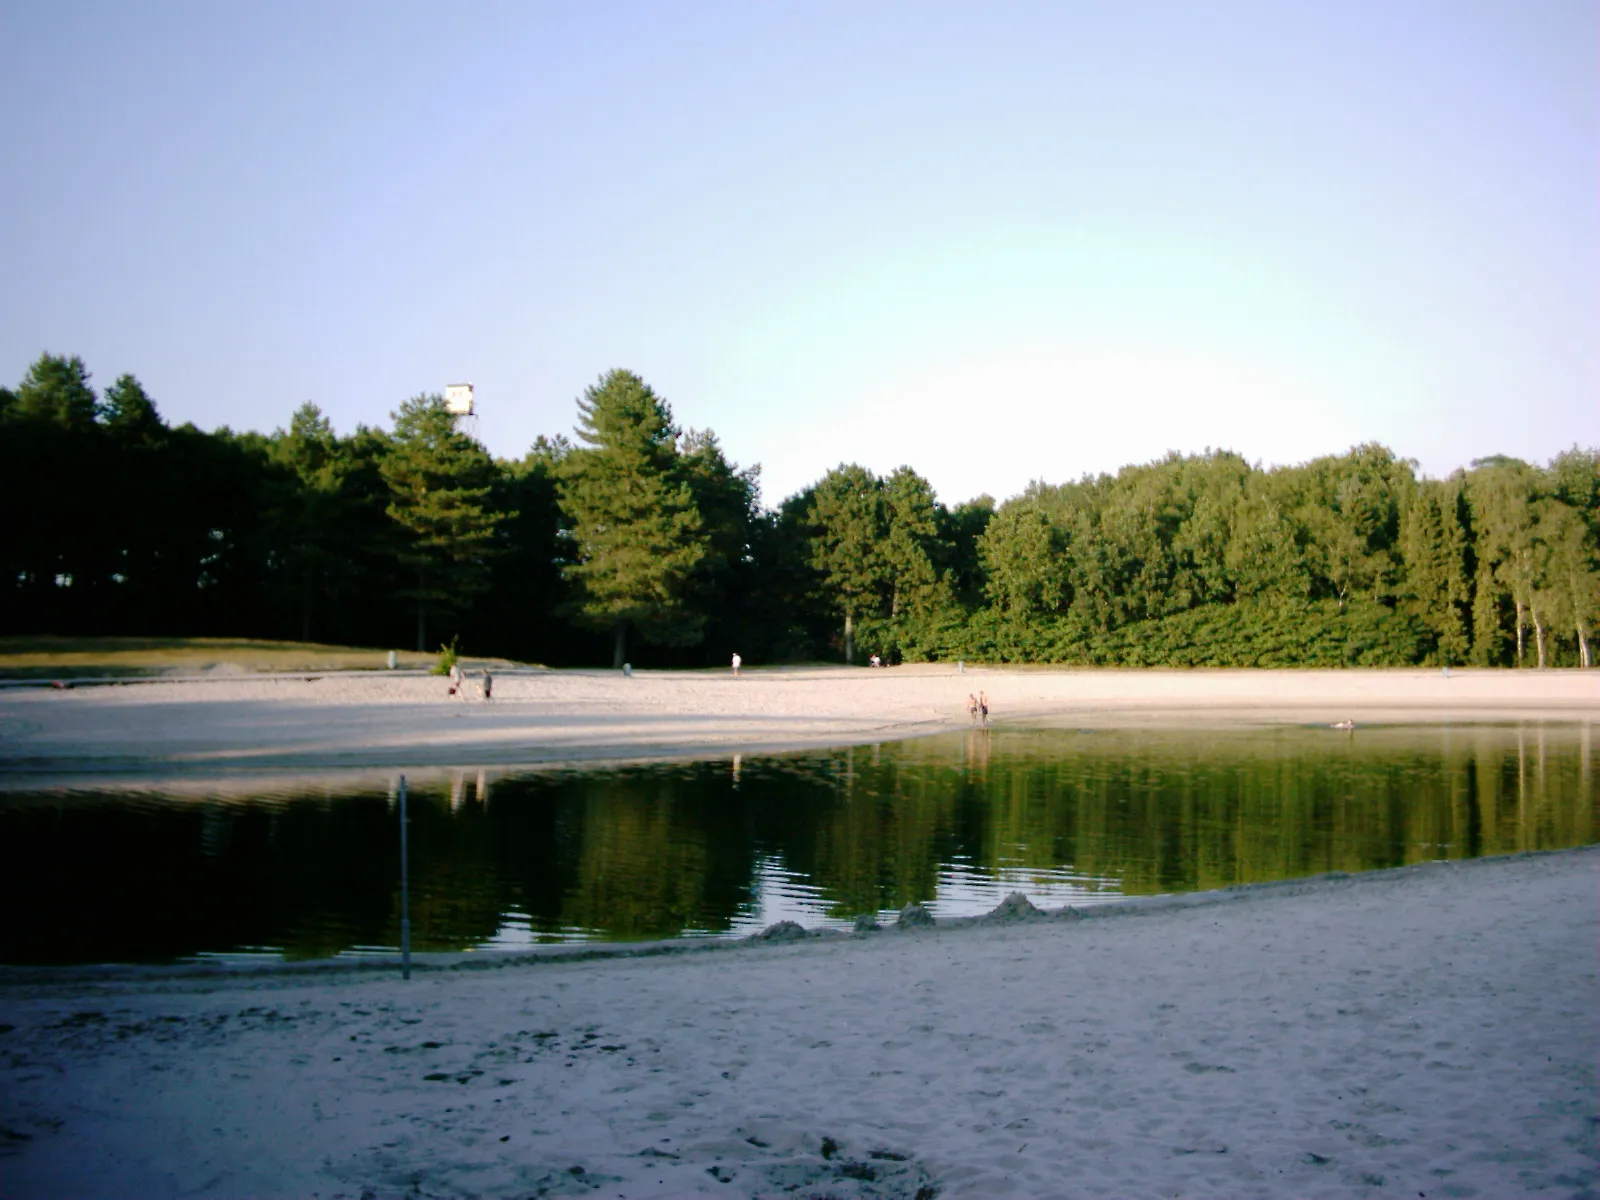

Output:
xmin=0 ymin=722 xmax=1593 ymax=963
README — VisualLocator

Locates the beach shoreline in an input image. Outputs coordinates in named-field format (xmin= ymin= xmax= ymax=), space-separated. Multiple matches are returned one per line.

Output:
xmin=1 ymin=846 xmax=1594 ymax=1198
xmin=2 ymin=668 xmax=1596 ymax=1197
xmin=2 ymin=664 xmax=1596 ymax=783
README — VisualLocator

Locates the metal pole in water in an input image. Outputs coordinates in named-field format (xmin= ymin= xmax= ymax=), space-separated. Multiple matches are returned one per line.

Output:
xmin=399 ymin=774 xmax=411 ymax=980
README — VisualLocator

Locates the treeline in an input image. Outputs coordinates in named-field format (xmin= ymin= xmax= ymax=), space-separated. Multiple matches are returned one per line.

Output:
xmin=3 ymin=353 xmax=1596 ymax=668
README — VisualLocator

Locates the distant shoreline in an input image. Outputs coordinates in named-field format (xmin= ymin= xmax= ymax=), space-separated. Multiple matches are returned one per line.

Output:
xmin=0 ymin=664 xmax=1594 ymax=785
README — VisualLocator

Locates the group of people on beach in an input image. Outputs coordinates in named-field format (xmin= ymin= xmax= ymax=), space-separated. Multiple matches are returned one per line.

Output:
xmin=447 ymin=662 xmax=492 ymax=701
xmin=968 ymin=690 xmax=989 ymax=724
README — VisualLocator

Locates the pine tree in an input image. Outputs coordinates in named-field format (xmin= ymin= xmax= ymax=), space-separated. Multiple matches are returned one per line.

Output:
xmin=1226 ymin=494 xmax=1308 ymax=605
xmin=269 ymin=403 xmax=375 ymax=641
xmin=940 ymin=495 xmax=995 ymax=608
xmin=381 ymin=394 xmax=504 ymax=651
xmin=979 ymin=502 xmax=1068 ymax=615
xmin=807 ymin=464 xmax=887 ymax=663
xmin=1400 ymin=481 xmax=1470 ymax=663
xmin=880 ymin=467 xmax=943 ymax=619
xmin=678 ymin=428 xmax=762 ymax=661
xmin=15 ymin=353 xmax=97 ymax=430
xmin=100 ymin=374 xmax=165 ymax=442
xmin=557 ymin=370 xmax=710 ymax=668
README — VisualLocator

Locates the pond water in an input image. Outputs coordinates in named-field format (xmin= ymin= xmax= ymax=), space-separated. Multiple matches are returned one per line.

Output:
xmin=1 ymin=721 xmax=1593 ymax=965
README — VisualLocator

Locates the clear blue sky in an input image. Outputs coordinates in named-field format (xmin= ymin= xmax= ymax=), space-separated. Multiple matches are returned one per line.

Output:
xmin=3 ymin=0 xmax=1594 ymax=508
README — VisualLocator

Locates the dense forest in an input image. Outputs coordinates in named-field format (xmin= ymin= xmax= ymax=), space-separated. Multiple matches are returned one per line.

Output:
xmin=3 ymin=353 xmax=1596 ymax=669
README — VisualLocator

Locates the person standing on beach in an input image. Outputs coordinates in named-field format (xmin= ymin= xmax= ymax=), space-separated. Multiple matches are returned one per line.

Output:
xmin=979 ymin=691 xmax=989 ymax=724
xmin=481 ymin=669 xmax=493 ymax=702
xmin=731 ymin=652 xmax=741 ymax=676
xmin=968 ymin=693 xmax=980 ymax=723
xmin=448 ymin=661 xmax=464 ymax=699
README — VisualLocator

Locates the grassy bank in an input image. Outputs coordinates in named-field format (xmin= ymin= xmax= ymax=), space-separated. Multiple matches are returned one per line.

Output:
xmin=0 ymin=636 xmax=450 ymax=680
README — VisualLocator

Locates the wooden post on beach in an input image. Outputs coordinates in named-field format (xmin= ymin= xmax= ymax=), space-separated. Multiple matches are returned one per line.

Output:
xmin=399 ymin=775 xmax=411 ymax=980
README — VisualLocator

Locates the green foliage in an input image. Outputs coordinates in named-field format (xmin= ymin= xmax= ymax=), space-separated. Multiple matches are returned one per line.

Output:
xmin=100 ymin=374 xmax=164 ymax=442
xmin=880 ymin=466 xmax=941 ymax=618
xmin=678 ymin=427 xmax=764 ymax=659
xmin=1086 ymin=598 xmax=1426 ymax=667
xmin=557 ymin=370 xmax=710 ymax=667
xmin=807 ymin=465 xmax=885 ymax=615
xmin=939 ymin=495 xmax=994 ymax=606
xmin=739 ymin=489 xmax=836 ymax=662
xmin=807 ymin=464 xmax=886 ymax=662
xmin=381 ymin=394 xmax=505 ymax=651
xmin=1533 ymin=497 xmax=1600 ymax=668
xmin=15 ymin=353 xmax=98 ymax=430
xmin=5 ymin=351 xmax=1595 ymax=671
xmin=1399 ymin=479 xmax=1471 ymax=663
xmin=936 ymin=597 xmax=1426 ymax=667
xmin=431 ymin=636 xmax=460 ymax=676
xmin=459 ymin=436 xmax=573 ymax=665
xmin=979 ymin=501 xmax=1068 ymax=615
xmin=263 ymin=403 xmax=395 ymax=643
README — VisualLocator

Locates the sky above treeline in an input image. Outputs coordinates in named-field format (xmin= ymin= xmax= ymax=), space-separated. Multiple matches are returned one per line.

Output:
xmin=3 ymin=1 xmax=1595 ymax=508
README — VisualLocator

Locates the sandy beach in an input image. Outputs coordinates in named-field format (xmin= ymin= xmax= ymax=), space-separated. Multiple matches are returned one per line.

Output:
xmin=0 ymin=848 xmax=1594 ymax=1199
xmin=1 ymin=668 xmax=1596 ymax=1197
xmin=2 ymin=664 xmax=1598 ymax=782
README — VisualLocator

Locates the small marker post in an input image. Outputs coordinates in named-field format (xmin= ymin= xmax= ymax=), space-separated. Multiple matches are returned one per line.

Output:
xmin=399 ymin=774 xmax=411 ymax=980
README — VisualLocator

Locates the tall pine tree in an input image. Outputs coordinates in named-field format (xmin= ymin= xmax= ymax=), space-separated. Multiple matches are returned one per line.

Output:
xmin=381 ymin=394 xmax=504 ymax=651
xmin=807 ymin=464 xmax=886 ymax=663
xmin=557 ymin=370 xmax=710 ymax=668
xmin=1400 ymin=480 xmax=1471 ymax=664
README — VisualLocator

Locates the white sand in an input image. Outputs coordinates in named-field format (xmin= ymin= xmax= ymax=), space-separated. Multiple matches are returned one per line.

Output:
xmin=3 ymin=665 xmax=1598 ymax=782
xmin=2 ymin=668 xmax=1597 ymax=1196
xmin=1 ymin=848 xmax=1594 ymax=1199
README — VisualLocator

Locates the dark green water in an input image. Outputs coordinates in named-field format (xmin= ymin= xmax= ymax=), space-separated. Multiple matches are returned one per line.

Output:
xmin=1 ymin=722 xmax=1593 ymax=965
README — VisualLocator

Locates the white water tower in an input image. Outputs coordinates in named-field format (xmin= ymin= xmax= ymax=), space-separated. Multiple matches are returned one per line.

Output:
xmin=444 ymin=382 xmax=478 ymax=440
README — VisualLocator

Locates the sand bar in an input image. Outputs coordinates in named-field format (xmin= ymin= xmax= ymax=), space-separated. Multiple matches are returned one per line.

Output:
xmin=1 ymin=847 xmax=1594 ymax=1198
xmin=1 ymin=665 xmax=1597 ymax=783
